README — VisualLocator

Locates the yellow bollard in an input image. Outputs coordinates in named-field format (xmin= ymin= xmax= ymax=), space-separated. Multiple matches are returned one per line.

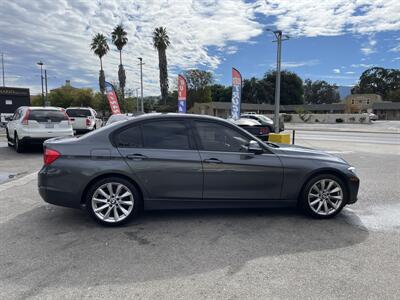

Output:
xmin=268 ymin=133 xmax=291 ymax=144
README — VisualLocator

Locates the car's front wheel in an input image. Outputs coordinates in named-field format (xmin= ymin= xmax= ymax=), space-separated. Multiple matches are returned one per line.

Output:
xmin=86 ymin=177 xmax=141 ymax=226
xmin=300 ymin=174 xmax=347 ymax=218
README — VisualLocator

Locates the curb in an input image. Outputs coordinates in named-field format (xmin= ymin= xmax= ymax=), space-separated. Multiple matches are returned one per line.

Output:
xmin=285 ymin=128 xmax=399 ymax=135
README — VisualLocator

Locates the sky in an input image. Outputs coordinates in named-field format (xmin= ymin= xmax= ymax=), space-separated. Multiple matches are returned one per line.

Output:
xmin=0 ymin=0 xmax=399 ymax=96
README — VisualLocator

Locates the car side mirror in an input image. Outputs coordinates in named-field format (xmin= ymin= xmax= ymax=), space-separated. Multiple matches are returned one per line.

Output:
xmin=248 ymin=140 xmax=263 ymax=154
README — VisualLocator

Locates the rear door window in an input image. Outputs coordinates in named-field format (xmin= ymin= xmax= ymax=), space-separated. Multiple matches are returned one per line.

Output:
xmin=29 ymin=110 xmax=67 ymax=123
xmin=116 ymin=126 xmax=143 ymax=148
xmin=66 ymin=109 xmax=91 ymax=118
xmin=142 ymin=120 xmax=191 ymax=150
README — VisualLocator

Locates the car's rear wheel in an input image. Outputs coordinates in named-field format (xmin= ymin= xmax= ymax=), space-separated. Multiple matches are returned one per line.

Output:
xmin=86 ymin=177 xmax=141 ymax=226
xmin=14 ymin=133 xmax=24 ymax=153
xmin=6 ymin=129 xmax=13 ymax=147
xmin=300 ymin=174 xmax=347 ymax=218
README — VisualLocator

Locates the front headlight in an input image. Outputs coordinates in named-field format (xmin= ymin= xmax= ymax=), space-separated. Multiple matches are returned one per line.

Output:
xmin=348 ymin=166 xmax=356 ymax=174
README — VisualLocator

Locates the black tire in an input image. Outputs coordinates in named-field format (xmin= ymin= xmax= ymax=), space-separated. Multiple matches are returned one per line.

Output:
xmin=14 ymin=133 xmax=24 ymax=153
xmin=6 ymin=129 xmax=13 ymax=147
xmin=85 ymin=177 xmax=142 ymax=226
xmin=299 ymin=174 xmax=347 ymax=219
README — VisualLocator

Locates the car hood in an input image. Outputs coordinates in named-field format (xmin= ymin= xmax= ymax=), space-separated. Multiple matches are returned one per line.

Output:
xmin=272 ymin=143 xmax=348 ymax=164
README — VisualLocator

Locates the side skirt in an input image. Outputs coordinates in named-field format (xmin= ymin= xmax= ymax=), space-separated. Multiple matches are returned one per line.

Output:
xmin=144 ymin=199 xmax=297 ymax=210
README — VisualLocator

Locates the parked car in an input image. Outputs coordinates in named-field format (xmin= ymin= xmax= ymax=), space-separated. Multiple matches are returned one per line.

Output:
xmin=364 ymin=112 xmax=378 ymax=121
xmin=105 ymin=113 xmax=134 ymax=126
xmin=65 ymin=107 xmax=102 ymax=133
xmin=228 ymin=118 xmax=271 ymax=141
xmin=6 ymin=106 xmax=73 ymax=152
xmin=241 ymin=113 xmax=285 ymax=132
xmin=38 ymin=114 xmax=359 ymax=226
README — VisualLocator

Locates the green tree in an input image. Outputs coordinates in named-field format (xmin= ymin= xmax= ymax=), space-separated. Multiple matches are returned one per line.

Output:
xmin=304 ymin=79 xmax=340 ymax=104
xmin=153 ymin=27 xmax=170 ymax=105
xmin=352 ymin=67 xmax=400 ymax=100
xmin=262 ymin=70 xmax=304 ymax=105
xmin=90 ymin=33 xmax=109 ymax=94
xmin=386 ymin=88 xmax=400 ymax=102
xmin=210 ymin=84 xmax=231 ymax=102
xmin=242 ymin=77 xmax=273 ymax=104
xmin=111 ymin=24 xmax=128 ymax=100
xmin=183 ymin=69 xmax=213 ymax=109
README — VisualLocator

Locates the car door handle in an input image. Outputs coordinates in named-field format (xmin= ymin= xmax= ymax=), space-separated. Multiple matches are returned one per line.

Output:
xmin=203 ymin=158 xmax=222 ymax=164
xmin=126 ymin=154 xmax=148 ymax=160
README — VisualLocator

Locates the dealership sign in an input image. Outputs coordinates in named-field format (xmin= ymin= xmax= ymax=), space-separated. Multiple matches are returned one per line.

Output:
xmin=178 ymin=75 xmax=187 ymax=113
xmin=231 ymin=68 xmax=242 ymax=120
xmin=105 ymin=81 xmax=121 ymax=114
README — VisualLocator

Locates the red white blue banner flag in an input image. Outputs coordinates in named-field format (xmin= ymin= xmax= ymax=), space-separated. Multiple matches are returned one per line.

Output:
xmin=105 ymin=81 xmax=121 ymax=114
xmin=231 ymin=68 xmax=242 ymax=120
xmin=178 ymin=75 xmax=187 ymax=113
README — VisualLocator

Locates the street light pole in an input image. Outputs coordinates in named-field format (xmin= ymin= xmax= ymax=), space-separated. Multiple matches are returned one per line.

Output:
xmin=44 ymin=69 xmax=48 ymax=106
xmin=138 ymin=57 xmax=144 ymax=113
xmin=37 ymin=61 xmax=45 ymax=107
xmin=267 ymin=30 xmax=289 ymax=133
xmin=1 ymin=53 xmax=5 ymax=87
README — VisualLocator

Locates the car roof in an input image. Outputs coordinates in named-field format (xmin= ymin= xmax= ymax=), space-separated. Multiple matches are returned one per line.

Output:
xmin=66 ymin=107 xmax=94 ymax=110
xmin=22 ymin=106 xmax=63 ymax=111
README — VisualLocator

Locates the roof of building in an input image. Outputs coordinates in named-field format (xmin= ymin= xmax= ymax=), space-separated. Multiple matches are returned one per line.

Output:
xmin=372 ymin=102 xmax=400 ymax=110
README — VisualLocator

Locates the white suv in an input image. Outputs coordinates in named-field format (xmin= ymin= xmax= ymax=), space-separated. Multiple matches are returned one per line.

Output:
xmin=6 ymin=106 xmax=74 ymax=152
xmin=65 ymin=107 xmax=102 ymax=133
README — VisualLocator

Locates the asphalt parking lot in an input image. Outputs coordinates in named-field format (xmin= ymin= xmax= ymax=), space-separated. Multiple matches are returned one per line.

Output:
xmin=0 ymin=130 xmax=399 ymax=299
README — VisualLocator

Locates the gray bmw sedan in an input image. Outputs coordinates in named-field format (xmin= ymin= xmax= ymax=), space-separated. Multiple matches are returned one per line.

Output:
xmin=38 ymin=113 xmax=359 ymax=226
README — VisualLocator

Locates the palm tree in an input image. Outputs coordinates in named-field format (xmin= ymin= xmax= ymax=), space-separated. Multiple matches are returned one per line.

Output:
xmin=153 ymin=27 xmax=170 ymax=104
xmin=90 ymin=33 xmax=109 ymax=94
xmin=111 ymin=24 xmax=128 ymax=100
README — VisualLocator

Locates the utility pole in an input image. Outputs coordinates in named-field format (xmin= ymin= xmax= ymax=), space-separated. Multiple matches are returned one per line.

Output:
xmin=1 ymin=53 xmax=5 ymax=87
xmin=135 ymin=88 xmax=140 ymax=112
xmin=138 ymin=57 xmax=144 ymax=113
xmin=268 ymin=30 xmax=289 ymax=133
xmin=44 ymin=69 xmax=48 ymax=106
xmin=37 ymin=61 xmax=45 ymax=107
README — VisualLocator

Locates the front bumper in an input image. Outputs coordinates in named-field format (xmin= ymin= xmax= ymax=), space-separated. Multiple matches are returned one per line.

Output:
xmin=346 ymin=174 xmax=360 ymax=204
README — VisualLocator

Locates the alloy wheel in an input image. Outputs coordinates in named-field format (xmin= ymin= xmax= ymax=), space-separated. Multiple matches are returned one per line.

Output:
xmin=307 ymin=179 xmax=343 ymax=216
xmin=91 ymin=182 xmax=134 ymax=223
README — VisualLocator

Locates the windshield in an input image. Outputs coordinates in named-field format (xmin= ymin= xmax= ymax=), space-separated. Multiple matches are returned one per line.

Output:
xmin=29 ymin=110 xmax=67 ymax=122
xmin=66 ymin=109 xmax=91 ymax=118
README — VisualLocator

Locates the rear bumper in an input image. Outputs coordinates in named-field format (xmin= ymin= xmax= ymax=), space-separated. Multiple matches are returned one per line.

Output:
xmin=38 ymin=168 xmax=82 ymax=208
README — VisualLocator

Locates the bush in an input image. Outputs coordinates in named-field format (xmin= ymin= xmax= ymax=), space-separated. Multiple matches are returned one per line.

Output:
xmin=315 ymin=119 xmax=319 ymax=123
xmin=283 ymin=114 xmax=292 ymax=122
xmin=359 ymin=116 xmax=366 ymax=123
xmin=336 ymin=118 xmax=344 ymax=123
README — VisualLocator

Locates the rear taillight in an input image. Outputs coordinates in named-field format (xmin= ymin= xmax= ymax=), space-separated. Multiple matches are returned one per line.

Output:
xmin=44 ymin=148 xmax=61 ymax=165
xmin=259 ymin=127 xmax=270 ymax=135
xmin=21 ymin=109 xmax=30 ymax=125
xmin=86 ymin=117 xmax=91 ymax=127
xmin=63 ymin=111 xmax=71 ymax=125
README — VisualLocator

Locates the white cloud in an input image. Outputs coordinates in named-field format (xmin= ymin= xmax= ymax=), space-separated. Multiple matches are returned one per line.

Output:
xmin=1 ymin=0 xmax=399 ymax=95
xmin=254 ymin=0 xmax=400 ymax=37
xmin=0 ymin=0 xmax=262 ymax=95
xmin=346 ymin=71 xmax=355 ymax=74
xmin=390 ymin=45 xmax=400 ymax=52
xmin=333 ymin=68 xmax=341 ymax=74
xmin=271 ymin=60 xmax=319 ymax=68
xmin=350 ymin=63 xmax=373 ymax=68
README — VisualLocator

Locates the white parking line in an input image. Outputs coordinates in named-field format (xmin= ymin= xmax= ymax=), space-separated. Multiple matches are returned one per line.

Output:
xmin=0 ymin=171 xmax=38 ymax=192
